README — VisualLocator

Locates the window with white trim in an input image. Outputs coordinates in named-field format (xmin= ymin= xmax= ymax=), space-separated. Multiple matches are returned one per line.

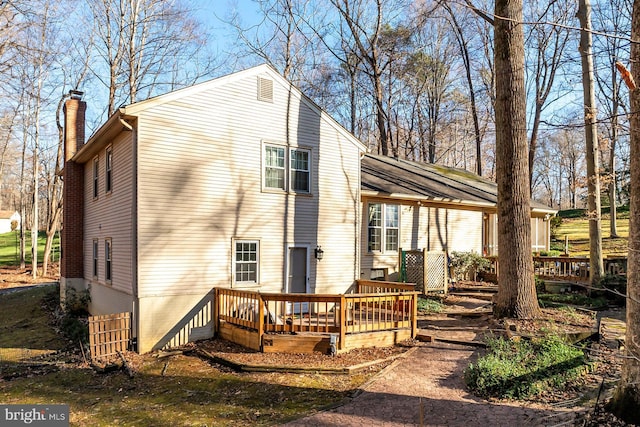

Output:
xmin=290 ymin=148 xmax=310 ymax=193
xmin=105 ymin=147 xmax=113 ymax=193
xmin=368 ymin=203 xmax=399 ymax=252
xmin=92 ymin=239 xmax=99 ymax=278
xmin=92 ymin=157 xmax=99 ymax=199
xmin=105 ymin=239 xmax=112 ymax=283
xmin=234 ymin=240 xmax=259 ymax=284
xmin=264 ymin=146 xmax=285 ymax=189
xmin=264 ymin=144 xmax=311 ymax=193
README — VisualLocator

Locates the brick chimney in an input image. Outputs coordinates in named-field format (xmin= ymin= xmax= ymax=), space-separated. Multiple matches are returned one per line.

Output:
xmin=61 ymin=90 xmax=86 ymax=283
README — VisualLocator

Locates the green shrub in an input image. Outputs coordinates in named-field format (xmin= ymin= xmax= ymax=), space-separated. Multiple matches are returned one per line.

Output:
xmin=61 ymin=316 xmax=89 ymax=344
xmin=550 ymin=241 xmax=567 ymax=253
xmin=64 ymin=287 xmax=91 ymax=316
xmin=417 ymin=296 xmax=444 ymax=313
xmin=465 ymin=335 xmax=588 ymax=400
xmin=450 ymin=251 xmax=490 ymax=281
xmin=539 ymin=249 xmax=561 ymax=257
xmin=61 ymin=287 xmax=90 ymax=345
xmin=538 ymin=292 xmax=608 ymax=309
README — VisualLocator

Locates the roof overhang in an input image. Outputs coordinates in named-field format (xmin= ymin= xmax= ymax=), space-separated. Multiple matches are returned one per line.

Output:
xmin=72 ymin=110 xmax=135 ymax=164
xmin=362 ymin=190 xmax=558 ymax=216
xmin=361 ymin=190 xmax=496 ymax=211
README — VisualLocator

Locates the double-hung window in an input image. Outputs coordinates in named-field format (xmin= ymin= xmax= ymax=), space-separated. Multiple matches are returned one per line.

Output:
xmin=367 ymin=203 xmax=399 ymax=252
xmin=92 ymin=157 xmax=99 ymax=199
xmin=92 ymin=239 xmax=99 ymax=278
xmin=264 ymin=144 xmax=311 ymax=193
xmin=265 ymin=146 xmax=285 ymax=190
xmin=234 ymin=240 xmax=259 ymax=285
xmin=105 ymin=147 xmax=113 ymax=193
xmin=105 ymin=239 xmax=112 ymax=283
xmin=290 ymin=149 xmax=310 ymax=193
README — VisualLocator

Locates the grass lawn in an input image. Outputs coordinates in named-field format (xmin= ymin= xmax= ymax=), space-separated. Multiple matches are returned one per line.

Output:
xmin=0 ymin=286 xmax=369 ymax=426
xmin=553 ymin=215 xmax=629 ymax=256
xmin=0 ymin=231 xmax=60 ymax=267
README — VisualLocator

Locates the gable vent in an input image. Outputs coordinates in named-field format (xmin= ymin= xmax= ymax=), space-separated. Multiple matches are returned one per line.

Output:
xmin=258 ymin=77 xmax=273 ymax=102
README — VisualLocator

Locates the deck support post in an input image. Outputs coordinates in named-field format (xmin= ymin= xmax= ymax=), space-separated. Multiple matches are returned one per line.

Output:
xmin=258 ymin=292 xmax=265 ymax=350
xmin=339 ymin=295 xmax=346 ymax=350
xmin=213 ymin=288 xmax=220 ymax=336
xmin=411 ymin=292 xmax=418 ymax=338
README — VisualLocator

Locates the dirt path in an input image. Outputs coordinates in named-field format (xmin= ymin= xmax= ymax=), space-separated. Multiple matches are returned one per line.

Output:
xmin=284 ymin=341 xmax=583 ymax=427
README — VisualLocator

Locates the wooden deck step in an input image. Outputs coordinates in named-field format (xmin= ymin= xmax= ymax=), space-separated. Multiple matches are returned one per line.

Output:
xmin=448 ymin=292 xmax=494 ymax=301
xmin=599 ymin=317 xmax=626 ymax=349
xmin=450 ymin=285 xmax=498 ymax=293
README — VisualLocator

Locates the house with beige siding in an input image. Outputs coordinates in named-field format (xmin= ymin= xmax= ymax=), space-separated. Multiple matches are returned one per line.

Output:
xmin=61 ymin=65 xmax=366 ymax=353
xmin=61 ymin=65 xmax=557 ymax=354
xmin=359 ymin=154 xmax=557 ymax=281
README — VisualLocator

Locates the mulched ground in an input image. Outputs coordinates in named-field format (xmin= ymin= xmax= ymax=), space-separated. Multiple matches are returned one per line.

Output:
xmin=0 ymin=265 xmax=59 ymax=288
xmin=193 ymin=337 xmax=415 ymax=370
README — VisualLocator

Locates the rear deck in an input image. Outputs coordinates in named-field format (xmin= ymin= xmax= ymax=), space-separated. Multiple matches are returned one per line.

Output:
xmin=214 ymin=280 xmax=418 ymax=354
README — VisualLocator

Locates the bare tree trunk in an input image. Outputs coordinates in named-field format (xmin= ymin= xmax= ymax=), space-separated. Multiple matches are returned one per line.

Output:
xmin=31 ymin=141 xmax=38 ymax=279
xmin=610 ymin=61 xmax=619 ymax=237
xmin=608 ymin=1 xmax=640 ymax=420
xmin=492 ymin=0 xmax=539 ymax=319
xmin=19 ymin=129 xmax=25 ymax=269
xmin=577 ymin=0 xmax=604 ymax=285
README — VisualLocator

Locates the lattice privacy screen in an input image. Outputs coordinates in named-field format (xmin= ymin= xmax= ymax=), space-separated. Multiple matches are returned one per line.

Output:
xmin=401 ymin=249 xmax=447 ymax=294
xmin=425 ymin=251 xmax=447 ymax=293
xmin=403 ymin=250 xmax=424 ymax=292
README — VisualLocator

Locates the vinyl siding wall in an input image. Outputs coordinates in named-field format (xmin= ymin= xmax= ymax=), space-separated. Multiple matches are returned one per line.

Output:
xmin=360 ymin=199 xmax=483 ymax=279
xmin=133 ymin=71 xmax=361 ymax=351
xmin=83 ymin=131 xmax=135 ymax=300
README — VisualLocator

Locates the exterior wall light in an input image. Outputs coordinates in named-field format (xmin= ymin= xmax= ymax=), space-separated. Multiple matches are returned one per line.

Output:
xmin=314 ymin=245 xmax=324 ymax=260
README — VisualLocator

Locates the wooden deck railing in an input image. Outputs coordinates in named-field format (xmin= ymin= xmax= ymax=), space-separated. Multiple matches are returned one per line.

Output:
xmin=214 ymin=281 xmax=418 ymax=350
xmin=483 ymin=255 xmax=627 ymax=284
xmin=355 ymin=279 xmax=417 ymax=294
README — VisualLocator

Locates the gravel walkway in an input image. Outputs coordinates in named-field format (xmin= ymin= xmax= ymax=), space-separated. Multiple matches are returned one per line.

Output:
xmin=284 ymin=342 xmax=583 ymax=427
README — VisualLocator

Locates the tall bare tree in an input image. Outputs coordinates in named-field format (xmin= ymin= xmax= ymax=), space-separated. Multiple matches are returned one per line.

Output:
xmin=88 ymin=0 xmax=213 ymax=117
xmin=525 ymin=0 xmax=573 ymax=194
xmin=329 ymin=0 xmax=393 ymax=155
xmin=225 ymin=0 xmax=315 ymax=82
xmin=594 ymin=0 xmax=632 ymax=238
xmin=608 ymin=0 xmax=640 ymax=420
xmin=577 ymin=0 xmax=604 ymax=285
xmin=492 ymin=0 xmax=540 ymax=319
xmin=442 ymin=2 xmax=484 ymax=175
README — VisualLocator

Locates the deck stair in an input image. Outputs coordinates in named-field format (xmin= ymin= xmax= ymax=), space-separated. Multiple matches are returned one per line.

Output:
xmin=449 ymin=283 xmax=497 ymax=301
xmin=599 ymin=317 xmax=626 ymax=349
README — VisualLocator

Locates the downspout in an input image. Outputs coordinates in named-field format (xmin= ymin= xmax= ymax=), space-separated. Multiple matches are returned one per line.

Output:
xmin=119 ymin=116 xmax=139 ymax=351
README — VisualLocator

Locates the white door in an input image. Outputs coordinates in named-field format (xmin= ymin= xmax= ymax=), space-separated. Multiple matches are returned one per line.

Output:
xmin=287 ymin=247 xmax=309 ymax=314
